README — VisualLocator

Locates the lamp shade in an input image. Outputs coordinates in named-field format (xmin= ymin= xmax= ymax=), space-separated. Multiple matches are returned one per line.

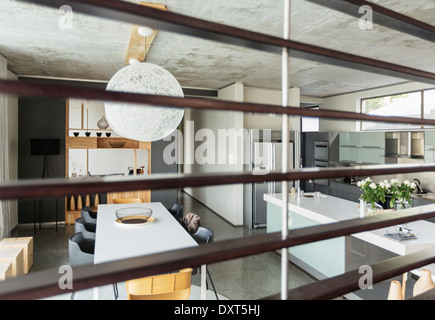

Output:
xmin=104 ymin=63 xmax=184 ymax=142
xmin=30 ymin=139 xmax=60 ymax=156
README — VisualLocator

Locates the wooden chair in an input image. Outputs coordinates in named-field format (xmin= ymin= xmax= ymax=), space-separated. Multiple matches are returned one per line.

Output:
xmin=113 ymin=198 xmax=144 ymax=204
xmin=126 ymin=268 xmax=193 ymax=300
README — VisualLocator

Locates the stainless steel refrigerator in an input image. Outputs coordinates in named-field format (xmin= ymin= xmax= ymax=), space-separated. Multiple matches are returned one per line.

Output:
xmin=251 ymin=140 xmax=294 ymax=228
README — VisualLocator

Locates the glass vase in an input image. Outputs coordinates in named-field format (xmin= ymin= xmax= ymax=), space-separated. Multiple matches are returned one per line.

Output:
xmin=367 ymin=203 xmax=383 ymax=216
xmin=394 ymin=199 xmax=410 ymax=211
xmin=359 ymin=199 xmax=367 ymax=218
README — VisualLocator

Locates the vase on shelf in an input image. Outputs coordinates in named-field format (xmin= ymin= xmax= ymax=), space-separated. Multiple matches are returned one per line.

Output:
xmin=77 ymin=195 xmax=83 ymax=210
xmin=70 ymin=196 xmax=75 ymax=211
xmin=97 ymin=115 xmax=109 ymax=130
xmin=71 ymin=162 xmax=77 ymax=178
xmin=387 ymin=280 xmax=404 ymax=300
xmin=413 ymin=269 xmax=435 ymax=297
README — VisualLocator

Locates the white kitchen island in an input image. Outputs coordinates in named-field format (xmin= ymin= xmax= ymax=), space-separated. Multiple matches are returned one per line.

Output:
xmin=265 ymin=193 xmax=435 ymax=299
xmin=265 ymin=193 xmax=358 ymax=279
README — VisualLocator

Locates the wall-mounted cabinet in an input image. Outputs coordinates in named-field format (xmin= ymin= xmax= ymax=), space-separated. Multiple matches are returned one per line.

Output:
xmin=65 ymin=100 xmax=151 ymax=224
xmin=339 ymin=132 xmax=385 ymax=165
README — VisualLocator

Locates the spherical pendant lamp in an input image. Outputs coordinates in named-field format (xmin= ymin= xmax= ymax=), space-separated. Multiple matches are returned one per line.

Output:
xmin=104 ymin=63 xmax=184 ymax=142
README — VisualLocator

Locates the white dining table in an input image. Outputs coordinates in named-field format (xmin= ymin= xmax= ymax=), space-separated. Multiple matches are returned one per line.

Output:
xmin=94 ymin=202 xmax=207 ymax=299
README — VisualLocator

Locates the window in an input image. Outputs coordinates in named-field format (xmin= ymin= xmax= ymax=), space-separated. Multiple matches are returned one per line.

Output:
xmin=302 ymin=106 xmax=320 ymax=132
xmin=361 ymin=91 xmax=422 ymax=130
xmin=424 ymin=88 xmax=435 ymax=122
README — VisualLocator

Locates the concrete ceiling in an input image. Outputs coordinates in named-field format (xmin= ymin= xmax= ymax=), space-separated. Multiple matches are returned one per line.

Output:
xmin=0 ymin=0 xmax=434 ymax=97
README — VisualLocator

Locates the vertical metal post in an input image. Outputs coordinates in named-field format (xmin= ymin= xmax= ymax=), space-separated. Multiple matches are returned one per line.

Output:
xmin=281 ymin=0 xmax=291 ymax=301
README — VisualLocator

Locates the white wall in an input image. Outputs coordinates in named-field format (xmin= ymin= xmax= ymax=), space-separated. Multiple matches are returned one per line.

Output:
xmin=184 ymin=83 xmax=245 ymax=226
xmin=6 ymin=70 xmax=18 ymax=230
xmin=320 ymin=81 xmax=434 ymax=132
xmin=184 ymin=84 xmax=303 ymax=226
xmin=243 ymin=86 xmax=304 ymax=130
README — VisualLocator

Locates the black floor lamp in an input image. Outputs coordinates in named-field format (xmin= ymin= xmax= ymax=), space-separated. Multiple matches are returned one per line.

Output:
xmin=31 ymin=138 xmax=60 ymax=233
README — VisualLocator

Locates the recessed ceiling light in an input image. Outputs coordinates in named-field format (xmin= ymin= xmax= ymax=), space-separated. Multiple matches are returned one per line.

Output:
xmin=138 ymin=26 xmax=154 ymax=37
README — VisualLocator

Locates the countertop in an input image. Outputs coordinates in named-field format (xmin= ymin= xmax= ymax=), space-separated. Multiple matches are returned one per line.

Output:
xmin=264 ymin=192 xmax=360 ymax=224
xmin=264 ymin=193 xmax=435 ymax=256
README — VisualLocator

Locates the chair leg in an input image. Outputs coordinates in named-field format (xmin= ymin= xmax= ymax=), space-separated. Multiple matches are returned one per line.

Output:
xmin=206 ymin=268 xmax=219 ymax=300
xmin=70 ymin=292 xmax=75 ymax=300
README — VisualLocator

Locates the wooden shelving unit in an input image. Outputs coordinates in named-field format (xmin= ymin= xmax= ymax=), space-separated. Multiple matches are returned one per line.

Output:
xmin=64 ymin=101 xmax=151 ymax=225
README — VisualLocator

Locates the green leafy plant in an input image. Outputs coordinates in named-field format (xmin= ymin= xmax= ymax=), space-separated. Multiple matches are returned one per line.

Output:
xmin=357 ymin=177 xmax=386 ymax=209
xmin=358 ymin=178 xmax=417 ymax=209
xmin=389 ymin=179 xmax=417 ymax=208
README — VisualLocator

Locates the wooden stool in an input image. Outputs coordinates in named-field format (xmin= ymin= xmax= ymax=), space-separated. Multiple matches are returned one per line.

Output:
xmin=0 ymin=262 xmax=12 ymax=281
xmin=0 ymin=237 xmax=33 ymax=273
xmin=0 ymin=247 xmax=24 ymax=277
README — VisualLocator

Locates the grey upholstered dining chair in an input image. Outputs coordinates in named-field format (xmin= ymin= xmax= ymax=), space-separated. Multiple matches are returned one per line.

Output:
xmin=191 ymin=226 xmax=218 ymax=300
xmin=68 ymin=232 xmax=118 ymax=300
xmin=192 ymin=226 xmax=214 ymax=244
xmin=167 ymin=204 xmax=184 ymax=223
xmin=81 ymin=206 xmax=97 ymax=224
xmin=74 ymin=217 xmax=96 ymax=239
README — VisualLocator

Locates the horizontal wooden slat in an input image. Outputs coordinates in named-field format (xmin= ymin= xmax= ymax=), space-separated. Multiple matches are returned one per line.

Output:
xmin=1 ymin=205 xmax=435 ymax=300
xmin=4 ymin=0 xmax=434 ymax=302
xmin=306 ymin=0 xmax=435 ymax=43
xmin=23 ymin=0 xmax=435 ymax=84
xmin=1 ymin=163 xmax=435 ymax=200
xmin=3 ymin=79 xmax=435 ymax=127
xmin=264 ymin=247 xmax=435 ymax=300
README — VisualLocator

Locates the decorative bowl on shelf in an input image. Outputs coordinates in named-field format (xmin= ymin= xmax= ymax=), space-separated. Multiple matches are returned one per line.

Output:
xmin=85 ymin=132 xmax=91 ymax=137
xmin=109 ymin=141 xmax=125 ymax=148
xmin=106 ymin=132 xmax=111 ymax=137
xmin=73 ymin=132 xmax=79 ymax=137
xmin=96 ymin=132 xmax=102 ymax=137
xmin=115 ymin=207 xmax=153 ymax=224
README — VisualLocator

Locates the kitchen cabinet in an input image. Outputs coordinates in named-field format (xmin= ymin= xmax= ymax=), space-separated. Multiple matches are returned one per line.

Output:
xmin=338 ymin=146 xmax=359 ymax=163
xmin=339 ymin=132 xmax=360 ymax=147
xmin=424 ymin=130 xmax=435 ymax=163
xmin=65 ymin=100 xmax=151 ymax=224
xmin=339 ymin=132 xmax=385 ymax=165
xmin=329 ymin=180 xmax=361 ymax=203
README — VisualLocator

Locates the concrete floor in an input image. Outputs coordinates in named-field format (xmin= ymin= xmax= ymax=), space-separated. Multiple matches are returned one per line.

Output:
xmin=11 ymin=190 xmax=316 ymax=300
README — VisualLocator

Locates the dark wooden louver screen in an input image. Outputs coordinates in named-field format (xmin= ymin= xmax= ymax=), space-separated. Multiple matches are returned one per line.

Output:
xmin=0 ymin=0 xmax=435 ymax=300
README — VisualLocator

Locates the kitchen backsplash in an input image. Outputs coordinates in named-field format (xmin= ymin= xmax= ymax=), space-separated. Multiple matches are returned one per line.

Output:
xmin=364 ymin=158 xmax=435 ymax=193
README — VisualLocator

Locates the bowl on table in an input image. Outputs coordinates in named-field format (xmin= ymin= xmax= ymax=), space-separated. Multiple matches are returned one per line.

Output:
xmin=115 ymin=207 xmax=153 ymax=225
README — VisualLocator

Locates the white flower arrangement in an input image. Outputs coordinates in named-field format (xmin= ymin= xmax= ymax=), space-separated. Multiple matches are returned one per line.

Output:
xmin=358 ymin=177 xmax=417 ymax=209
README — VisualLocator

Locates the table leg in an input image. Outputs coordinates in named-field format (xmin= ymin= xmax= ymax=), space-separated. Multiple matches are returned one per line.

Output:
xmin=201 ymin=264 xmax=207 ymax=300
